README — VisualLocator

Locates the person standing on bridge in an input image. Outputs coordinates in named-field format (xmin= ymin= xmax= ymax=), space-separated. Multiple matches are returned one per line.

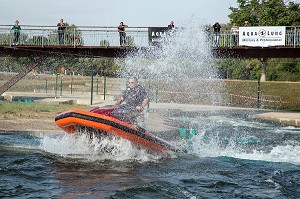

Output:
xmin=57 ymin=19 xmax=66 ymax=45
xmin=11 ymin=20 xmax=21 ymax=45
xmin=168 ymin=21 xmax=175 ymax=30
xmin=118 ymin=22 xmax=128 ymax=46
xmin=231 ymin=23 xmax=239 ymax=47
xmin=212 ymin=22 xmax=221 ymax=47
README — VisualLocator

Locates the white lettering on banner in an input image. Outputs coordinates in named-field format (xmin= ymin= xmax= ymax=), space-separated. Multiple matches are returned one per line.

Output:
xmin=239 ymin=26 xmax=286 ymax=47
xmin=151 ymin=31 xmax=167 ymax=37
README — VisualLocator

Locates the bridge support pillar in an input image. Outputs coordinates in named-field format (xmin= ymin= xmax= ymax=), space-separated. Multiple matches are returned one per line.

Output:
xmin=0 ymin=58 xmax=45 ymax=95
xmin=260 ymin=58 xmax=267 ymax=82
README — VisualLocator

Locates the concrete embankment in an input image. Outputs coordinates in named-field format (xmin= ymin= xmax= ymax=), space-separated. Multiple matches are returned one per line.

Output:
xmin=252 ymin=112 xmax=300 ymax=127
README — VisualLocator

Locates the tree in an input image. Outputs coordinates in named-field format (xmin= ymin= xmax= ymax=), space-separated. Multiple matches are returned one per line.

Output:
xmin=125 ymin=36 xmax=134 ymax=46
xmin=229 ymin=0 xmax=300 ymax=26
xmin=279 ymin=1 xmax=300 ymax=25
xmin=0 ymin=33 xmax=11 ymax=45
xmin=64 ymin=24 xmax=84 ymax=46
xmin=229 ymin=0 xmax=260 ymax=26
xmin=226 ymin=0 xmax=300 ymax=82
xmin=100 ymin=40 xmax=110 ymax=46
xmin=267 ymin=58 xmax=300 ymax=81
xmin=216 ymin=58 xmax=261 ymax=80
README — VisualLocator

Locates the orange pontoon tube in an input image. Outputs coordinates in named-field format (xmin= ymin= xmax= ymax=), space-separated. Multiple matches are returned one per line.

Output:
xmin=55 ymin=107 xmax=181 ymax=153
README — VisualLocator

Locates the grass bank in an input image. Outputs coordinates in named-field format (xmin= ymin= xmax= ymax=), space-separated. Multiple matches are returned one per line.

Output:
xmin=0 ymin=102 xmax=89 ymax=119
xmin=224 ymin=80 xmax=300 ymax=111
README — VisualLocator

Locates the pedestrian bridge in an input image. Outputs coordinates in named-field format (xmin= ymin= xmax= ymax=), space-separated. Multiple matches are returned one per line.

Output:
xmin=1 ymin=25 xmax=300 ymax=58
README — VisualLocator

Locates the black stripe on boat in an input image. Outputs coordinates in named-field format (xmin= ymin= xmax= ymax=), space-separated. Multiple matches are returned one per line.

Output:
xmin=55 ymin=112 xmax=179 ymax=152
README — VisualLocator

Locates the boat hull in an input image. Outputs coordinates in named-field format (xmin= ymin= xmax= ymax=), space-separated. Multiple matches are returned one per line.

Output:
xmin=55 ymin=109 xmax=180 ymax=153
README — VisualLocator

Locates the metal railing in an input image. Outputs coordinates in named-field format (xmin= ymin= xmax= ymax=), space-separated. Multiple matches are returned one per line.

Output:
xmin=1 ymin=25 xmax=300 ymax=48
xmin=0 ymin=25 xmax=149 ymax=47
xmin=213 ymin=26 xmax=300 ymax=48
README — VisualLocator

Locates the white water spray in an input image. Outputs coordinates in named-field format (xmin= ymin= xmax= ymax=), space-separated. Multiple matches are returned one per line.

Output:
xmin=123 ymin=18 xmax=216 ymax=77
xmin=39 ymin=133 xmax=163 ymax=162
xmin=184 ymin=115 xmax=300 ymax=165
xmin=117 ymin=18 xmax=224 ymax=105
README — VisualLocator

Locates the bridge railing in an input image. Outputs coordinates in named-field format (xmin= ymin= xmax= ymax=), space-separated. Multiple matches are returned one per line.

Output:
xmin=1 ymin=25 xmax=300 ymax=48
xmin=0 ymin=25 xmax=149 ymax=47
xmin=285 ymin=26 xmax=300 ymax=47
xmin=213 ymin=26 xmax=300 ymax=48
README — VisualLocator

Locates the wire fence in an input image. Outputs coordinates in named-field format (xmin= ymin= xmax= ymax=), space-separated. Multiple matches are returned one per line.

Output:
xmin=1 ymin=72 xmax=298 ymax=110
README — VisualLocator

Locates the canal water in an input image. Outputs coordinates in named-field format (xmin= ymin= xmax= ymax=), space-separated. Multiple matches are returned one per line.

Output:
xmin=1 ymin=18 xmax=299 ymax=199
xmin=1 ymin=109 xmax=300 ymax=199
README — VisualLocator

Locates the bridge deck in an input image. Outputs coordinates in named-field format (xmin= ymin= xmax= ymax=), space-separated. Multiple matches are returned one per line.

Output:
xmin=1 ymin=45 xmax=300 ymax=58
xmin=1 ymin=25 xmax=300 ymax=58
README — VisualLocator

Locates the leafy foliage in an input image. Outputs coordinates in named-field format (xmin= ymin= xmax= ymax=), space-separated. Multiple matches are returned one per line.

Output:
xmin=229 ymin=0 xmax=300 ymax=26
xmin=222 ymin=0 xmax=300 ymax=81
xmin=0 ymin=56 xmax=120 ymax=77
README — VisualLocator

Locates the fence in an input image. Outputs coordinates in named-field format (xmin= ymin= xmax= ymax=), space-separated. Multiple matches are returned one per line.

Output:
xmin=2 ymin=72 xmax=296 ymax=109
xmin=1 ymin=25 xmax=300 ymax=48
xmin=214 ymin=26 xmax=300 ymax=48
xmin=0 ymin=25 xmax=149 ymax=47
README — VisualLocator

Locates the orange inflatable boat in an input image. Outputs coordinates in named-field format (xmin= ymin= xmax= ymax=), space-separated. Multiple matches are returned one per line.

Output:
xmin=55 ymin=106 xmax=181 ymax=153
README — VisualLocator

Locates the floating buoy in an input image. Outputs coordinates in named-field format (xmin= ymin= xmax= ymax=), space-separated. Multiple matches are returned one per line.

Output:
xmin=178 ymin=128 xmax=197 ymax=140
xmin=17 ymin=98 xmax=33 ymax=103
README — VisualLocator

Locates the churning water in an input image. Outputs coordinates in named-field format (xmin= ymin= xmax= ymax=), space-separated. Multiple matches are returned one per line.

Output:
xmin=1 ymin=18 xmax=300 ymax=198
xmin=1 ymin=109 xmax=300 ymax=198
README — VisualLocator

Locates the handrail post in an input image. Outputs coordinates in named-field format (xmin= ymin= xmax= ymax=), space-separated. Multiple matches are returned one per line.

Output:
xmin=103 ymin=76 xmax=107 ymax=100
xmin=294 ymin=26 xmax=297 ymax=48
xmin=230 ymin=31 xmax=232 ymax=48
xmin=96 ymin=75 xmax=99 ymax=95
xmin=257 ymin=78 xmax=261 ymax=109
xmin=71 ymin=74 xmax=73 ymax=94
xmin=42 ymin=27 xmax=44 ymax=47
xmin=9 ymin=30 xmax=12 ymax=46
xmin=60 ymin=75 xmax=63 ymax=98
xmin=55 ymin=73 xmax=58 ymax=99
xmin=73 ymin=27 xmax=76 ymax=48
xmin=90 ymin=66 xmax=94 ymax=105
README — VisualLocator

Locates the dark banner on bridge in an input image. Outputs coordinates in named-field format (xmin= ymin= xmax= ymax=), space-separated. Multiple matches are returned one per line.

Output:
xmin=148 ymin=27 xmax=169 ymax=46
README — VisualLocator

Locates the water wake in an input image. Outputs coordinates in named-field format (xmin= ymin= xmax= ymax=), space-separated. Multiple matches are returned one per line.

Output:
xmin=39 ymin=132 xmax=165 ymax=162
xmin=182 ymin=127 xmax=300 ymax=165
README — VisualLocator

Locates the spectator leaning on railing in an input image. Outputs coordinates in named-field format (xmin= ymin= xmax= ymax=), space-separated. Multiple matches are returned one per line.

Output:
xmin=168 ymin=21 xmax=175 ymax=30
xmin=11 ymin=20 xmax=21 ymax=45
xmin=118 ymin=22 xmax=128 ymax=46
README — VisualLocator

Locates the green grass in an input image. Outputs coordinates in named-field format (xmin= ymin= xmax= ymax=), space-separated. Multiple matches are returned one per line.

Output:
xmin=224 ymin=80 xmax=300 ymax=111
xmin=0 ymin=102 xmax=90 ymax=119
